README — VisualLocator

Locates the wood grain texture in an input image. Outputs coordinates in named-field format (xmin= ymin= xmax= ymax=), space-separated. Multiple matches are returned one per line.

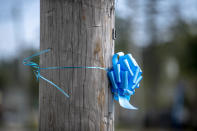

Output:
xmin=40 ymin=0 xmax=115 ymax=130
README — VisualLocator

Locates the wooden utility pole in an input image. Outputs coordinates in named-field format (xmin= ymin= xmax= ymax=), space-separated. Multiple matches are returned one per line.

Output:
xmin=40 ymin=0 xmax=115 ymax=130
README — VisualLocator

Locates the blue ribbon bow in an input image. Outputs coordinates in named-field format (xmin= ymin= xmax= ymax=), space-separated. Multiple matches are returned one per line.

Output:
xmin=23 ymin=49 xmax=142 ymax=110
xmin=108 ymin=52 xmax=143 ymax=110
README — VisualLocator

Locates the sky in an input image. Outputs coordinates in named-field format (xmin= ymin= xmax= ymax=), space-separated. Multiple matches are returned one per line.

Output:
xmin=0 ymin=0 xmax=39 ymax=59
xmin=0 ymin=0 xmax=197 ymax=59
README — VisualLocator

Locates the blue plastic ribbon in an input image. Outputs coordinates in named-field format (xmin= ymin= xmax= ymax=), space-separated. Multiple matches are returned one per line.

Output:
xmin=23 ymin=49 xmax=142 ymax=110
xmin=108 ymin=52 xmax=143 ymax=110
xmin=23 ymin=49 xmax=107 ymax=98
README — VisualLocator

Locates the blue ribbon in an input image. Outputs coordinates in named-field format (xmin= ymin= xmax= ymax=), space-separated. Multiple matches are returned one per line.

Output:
xmin=108 ymin=52 xmax=143 ymax=110
xmin=23 ymin=49 xmax=142 ymax=110
xmin=23 ymin=49 xmax=107 ymax=98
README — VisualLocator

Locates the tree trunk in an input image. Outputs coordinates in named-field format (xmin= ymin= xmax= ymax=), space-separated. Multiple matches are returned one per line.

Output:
xmin=39 ymin=0 xmax=115 ymax=131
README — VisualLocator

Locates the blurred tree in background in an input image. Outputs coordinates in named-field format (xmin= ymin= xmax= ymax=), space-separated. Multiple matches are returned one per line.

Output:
xmin=0 ymin=0 xmax=197 ymax=130
xmin=115 ymin=0 xmax=197 ymax=130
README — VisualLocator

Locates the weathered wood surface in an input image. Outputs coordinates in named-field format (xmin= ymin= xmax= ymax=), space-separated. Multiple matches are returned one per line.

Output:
xmin=40 ymin=0 xmax=115 ymax=130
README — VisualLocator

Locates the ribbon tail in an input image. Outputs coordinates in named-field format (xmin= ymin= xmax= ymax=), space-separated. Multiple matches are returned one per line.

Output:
xmin=39 ymin=75 xmax=69 ymax=98
xmin=118 ymin=96 xmax=138 ymax=110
